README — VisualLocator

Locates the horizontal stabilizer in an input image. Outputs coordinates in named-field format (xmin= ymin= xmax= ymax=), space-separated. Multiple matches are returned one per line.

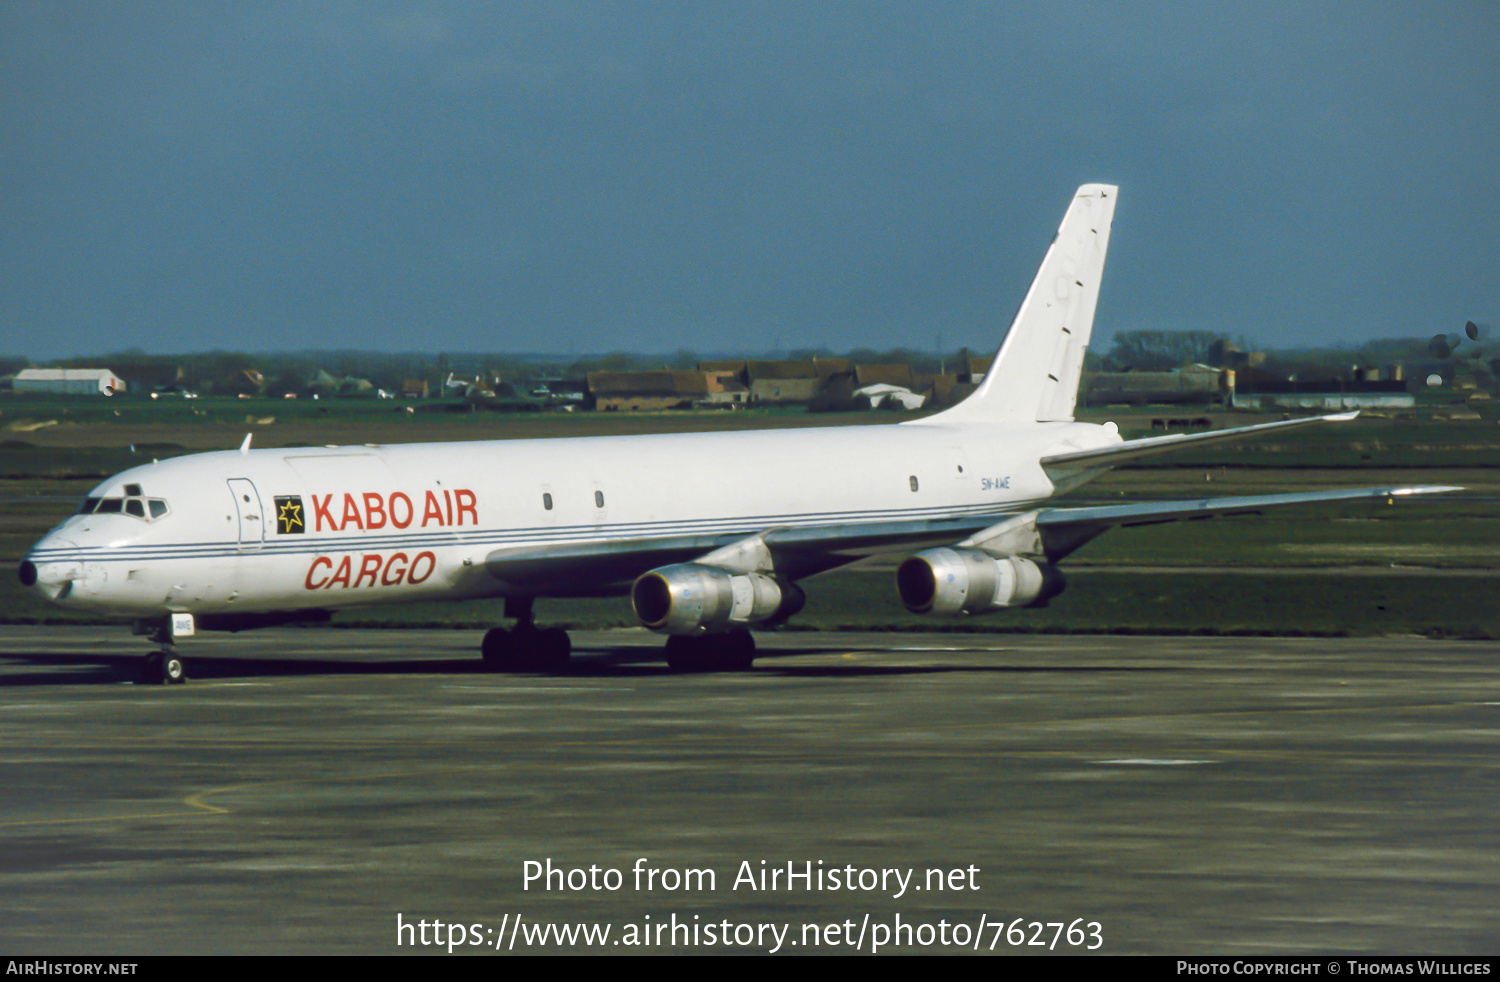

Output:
xmin=1041 ymin=412 xmax=1359 ymax=487
xmin=1038 ymin=484 xmax=1461 ymax=530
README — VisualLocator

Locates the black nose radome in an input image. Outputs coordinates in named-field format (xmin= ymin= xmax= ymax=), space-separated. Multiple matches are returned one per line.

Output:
xmin=18 ymin=561 xmax=37 ymax=587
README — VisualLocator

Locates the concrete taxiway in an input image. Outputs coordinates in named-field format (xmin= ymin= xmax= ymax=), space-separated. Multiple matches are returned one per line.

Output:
xmin=1 ymin=625 xmax=1497 ymax=955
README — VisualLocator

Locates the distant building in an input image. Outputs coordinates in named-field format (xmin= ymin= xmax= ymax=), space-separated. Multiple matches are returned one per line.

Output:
xmin=1230 ymin=374 xmax=1414 ymax=410
xmin=745 ymin=361 xmax=820 ymax=404
xmin=14 ymin=368 xmax=125 ymax=396
xmin=587 ymin=371 xmax=708 ymax=411
xmin=701 ymin=371 xmax=749 ymax=405
xmin=110 ymin=362 xmax=185 ymax=392
xmin=1085 ymin=364 xmax=1226 ymax=406
xmin=854 ymin=364 xmax=916 ymax=390
xmin=538 ymin=379 xmax=587 ymax=403
xmin=1207 ymin=340 xmax=1266 ymax=369
xmin=912 ymin=371 xmax=969 ymax=407
xmin=697 ymin=360 xmax=748 ymax=378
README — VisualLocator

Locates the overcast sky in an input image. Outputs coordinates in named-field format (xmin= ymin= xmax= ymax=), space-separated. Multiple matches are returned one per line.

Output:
xmin=2 ymin=1 xmax=1495 ymax=360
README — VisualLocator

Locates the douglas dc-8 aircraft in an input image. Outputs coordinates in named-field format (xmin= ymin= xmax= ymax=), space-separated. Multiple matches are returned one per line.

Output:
xmin=19 ymin=185 xmax=1457 ymax=682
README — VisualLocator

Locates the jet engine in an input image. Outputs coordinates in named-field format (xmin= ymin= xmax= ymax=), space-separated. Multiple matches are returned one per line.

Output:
xmin=895 ymin=548 xmax=1064 ymax=615
xmin=631 ymin=563 xmax=805 ymax=634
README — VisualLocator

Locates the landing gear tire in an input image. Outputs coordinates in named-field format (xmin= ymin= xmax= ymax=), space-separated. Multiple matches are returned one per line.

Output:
xmin=664 ymin=630 xmax=755 ymax=673
xmin=480 ymin=626 xmax=571 ymax=673
xmin=141 ymin=650 xmax=186 ymax=685
xmin=534 ymin=627 xmax=572 ymax=672
xmin=481 ymin=627 xmax=515 ymax=670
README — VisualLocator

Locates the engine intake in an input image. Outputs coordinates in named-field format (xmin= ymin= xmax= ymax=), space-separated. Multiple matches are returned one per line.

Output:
xmin=896 ymin=548 xmax=1064 ymax=615
xmin=632 ymin=563 xmax=804 ymax=634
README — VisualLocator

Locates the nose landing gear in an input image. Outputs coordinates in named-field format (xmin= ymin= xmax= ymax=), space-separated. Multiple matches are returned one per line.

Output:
xmin=142 ymin=649 xmax=186 ymax=685
xmin=480 ymin=597 xmax=572 ymax=673
xmin=134 ymin=616 xmax=189 ymax=684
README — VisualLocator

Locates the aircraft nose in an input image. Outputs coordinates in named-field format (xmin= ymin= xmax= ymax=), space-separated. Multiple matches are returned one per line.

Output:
xmin=22 ymin=537 xmax=83 ymax=602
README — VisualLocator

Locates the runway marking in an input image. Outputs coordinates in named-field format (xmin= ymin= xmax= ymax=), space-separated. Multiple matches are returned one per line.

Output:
xmin=0 ymin=781 xmax=269 ymax=828
xmin=889 ymin=646 xmax=982 ymax=652
xmin=442 ymin=685 xmax=632 ymax=692
xmin=0 ymin=771 xmax=423 ymax=830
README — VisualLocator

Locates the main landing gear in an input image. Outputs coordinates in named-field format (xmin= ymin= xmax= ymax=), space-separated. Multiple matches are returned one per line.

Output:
xmin=663 ymin=629 xmax=756 ymax=673
xmin=481 ymin=597 xmax=571 ymax=673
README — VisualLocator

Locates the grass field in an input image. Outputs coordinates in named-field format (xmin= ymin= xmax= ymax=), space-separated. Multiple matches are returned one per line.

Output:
xmin=3 ymin=395 xmax=1496 ymax=638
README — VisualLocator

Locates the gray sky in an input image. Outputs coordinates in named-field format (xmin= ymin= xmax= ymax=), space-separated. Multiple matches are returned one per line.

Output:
xmin=2 ymin=1 xmax=1496 ymax=359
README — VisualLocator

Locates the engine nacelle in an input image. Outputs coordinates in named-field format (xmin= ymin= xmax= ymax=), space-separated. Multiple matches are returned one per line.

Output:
xmin=895 ymin=549 xmax=1064 ymax=615
xmin=631 ymin=563 xmax=805 ymax=635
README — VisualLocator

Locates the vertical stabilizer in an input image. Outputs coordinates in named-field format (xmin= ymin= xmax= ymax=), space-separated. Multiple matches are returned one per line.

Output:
xmin=919 ymin=184 xmax=1116 ymax=424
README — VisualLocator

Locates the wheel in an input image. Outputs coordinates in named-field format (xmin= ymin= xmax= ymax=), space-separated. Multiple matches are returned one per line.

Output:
xmin=534 ymin=628 xmax=572 ymax=673
xmin=139 ymin=650 xmax=185 ymax=684
xmin=664 ymin=632 xmax=756 ymax=673
xmin=664 ymin=634 xmax=701 ymax=673
xmin=161 ymin=652 xmax=186 ymax=684
xmin=720 ymin=629 xmax=756 ymax=671
xmin=480 ymin=628 xmax=514 ymax=670
xmin=483 ymin=626 xmax=571 ymax=672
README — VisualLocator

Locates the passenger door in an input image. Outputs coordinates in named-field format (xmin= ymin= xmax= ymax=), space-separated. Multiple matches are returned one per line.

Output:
xmin=227 ymin=478 xmax=264 ymax=552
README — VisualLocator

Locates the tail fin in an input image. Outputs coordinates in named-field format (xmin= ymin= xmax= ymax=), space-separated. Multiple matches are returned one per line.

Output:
xmin=920 ymin=184 xmax=1116 ymax=424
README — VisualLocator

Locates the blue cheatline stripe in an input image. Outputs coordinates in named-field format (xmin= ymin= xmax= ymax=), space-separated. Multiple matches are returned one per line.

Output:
xmin=26 ymin=500 xmax=1029 ymax=564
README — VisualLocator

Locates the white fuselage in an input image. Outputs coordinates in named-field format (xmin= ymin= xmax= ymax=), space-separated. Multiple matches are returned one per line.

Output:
xmin=23 ymin=419 xmax=1118 ymax=618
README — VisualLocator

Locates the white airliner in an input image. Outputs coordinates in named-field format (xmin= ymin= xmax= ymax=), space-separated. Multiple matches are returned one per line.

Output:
xmin=19 ymin=185 xmax=1457 ymax=682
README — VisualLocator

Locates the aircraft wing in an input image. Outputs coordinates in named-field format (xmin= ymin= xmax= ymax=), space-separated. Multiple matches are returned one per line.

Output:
xmin=484 ymin=484 xmax=1460 ymax=592
xmin=484 ymin=513 xmax=1012 ymax=592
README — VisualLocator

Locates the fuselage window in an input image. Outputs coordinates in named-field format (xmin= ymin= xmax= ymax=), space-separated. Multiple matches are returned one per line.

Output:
xmin=910 ymin=476 xmax=919 ymax=492
xmin=594 ymin=491 xmax=604 ymax=508
xmin=543 ymin=493 xmax=553 ymax=511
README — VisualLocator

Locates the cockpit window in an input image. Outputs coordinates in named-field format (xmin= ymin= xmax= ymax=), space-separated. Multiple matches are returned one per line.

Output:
xmin=124 ymin=483 xmax=143 ymax=496
xmin=77 ymin=492 xmax=170 ymax=521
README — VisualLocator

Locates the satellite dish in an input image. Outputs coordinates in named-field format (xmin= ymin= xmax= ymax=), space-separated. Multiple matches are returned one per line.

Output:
xmin=1425 ymin=373 xmax=1443 ymax=387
